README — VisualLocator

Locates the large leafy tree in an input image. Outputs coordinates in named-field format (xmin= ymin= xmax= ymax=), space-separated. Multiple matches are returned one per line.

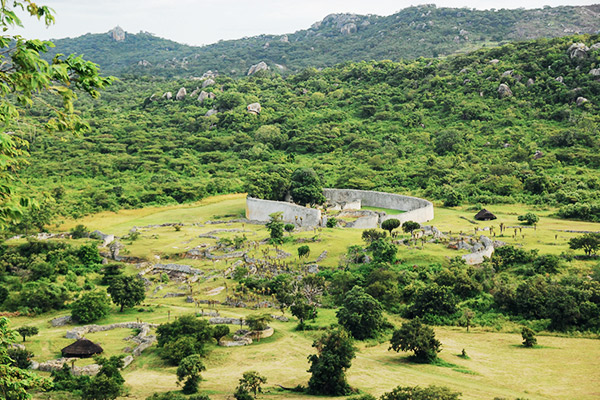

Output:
xmin=336 ymin=286 xmax=386 ymax=340
xmin=176 ymin=354 xmax=205 ymax=394
xmin=107 ymin=275 xmax=146 ymax=312
xmin=71 ymin=291 xmax=111 ymax=323
xmin=307 ymin=328 xmax=356 ymax=396
xmin=0 ymin=1 xmax=112 ymax=228
xmin=0 ymin=317 xmax=51 ymax=400
xmin=289 ymin=167 xmax=326 ymax=206
xmin=389 ymin=318 xmax=441 ymax=363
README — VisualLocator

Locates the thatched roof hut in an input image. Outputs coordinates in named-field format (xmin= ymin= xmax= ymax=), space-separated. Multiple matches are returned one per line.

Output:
xmin=61 ymin=338 xmax=103 ymax=358
xmin=474 ymin=209 xmax=497 ymax=221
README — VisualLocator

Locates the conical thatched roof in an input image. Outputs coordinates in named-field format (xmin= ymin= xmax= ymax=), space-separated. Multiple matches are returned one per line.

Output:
xmin=61 ymin=338 xmax=103 ymax=358
xmin=474 ymin=209 xmax=497 ymax=221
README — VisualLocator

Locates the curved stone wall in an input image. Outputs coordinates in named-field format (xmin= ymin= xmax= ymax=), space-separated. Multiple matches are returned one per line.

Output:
xmin=246 ymin=197 xmax=322 ymax=226
xmin=245 ymin=189 xmax=434 ymax=229
xmin=323 ymin=189 xmax=434 ymax=225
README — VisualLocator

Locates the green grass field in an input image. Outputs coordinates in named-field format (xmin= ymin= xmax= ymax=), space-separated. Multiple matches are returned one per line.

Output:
xmin=10 ymin=194 xmax=600 ymax=399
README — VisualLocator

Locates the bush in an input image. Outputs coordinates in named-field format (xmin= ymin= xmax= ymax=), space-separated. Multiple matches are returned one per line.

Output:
xmin=337 ymin=286 xmax=386 ymax=340
xmin=380 ymin=385 xmax=461 ymax=400
xmin=71 ymin=292 xmax=111 ymax=323
xmin=326 ymin=217 xmax=338 ymax=228
xmin=518 ymin=212 xmax=539 ymax=225
xmin=521 ymin=327 xmax=537 ymax=347
xmin=8 ymin=347 xmax=34 ymax=369
xmin=389 ymin=319 xmax=441 ymax=363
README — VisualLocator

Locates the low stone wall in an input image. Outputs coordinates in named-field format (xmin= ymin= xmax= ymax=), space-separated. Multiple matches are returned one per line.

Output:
xmin=246 ymin=197 xmax=321 ymax=226
xmin=323 ymin=189 xmax=434 ymax=225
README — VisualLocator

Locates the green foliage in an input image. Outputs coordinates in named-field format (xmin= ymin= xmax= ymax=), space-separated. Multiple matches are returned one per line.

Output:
xmin=15 ymin=326 xmax=38 ymax=342
xmin=521 ymin=327 xmax=537 ymax=347
xmin=337 ymin=286 xmax=386 ymax=340
xmin=51 ymin=363 xmax=91 ymax=392
xmin=518 ymin=212 xmax=539 ymax=225
xmin=0 ymin=317 xmax=51 ymax=400
xmin=100 ymin=263 xmax=124 ymax=285
xmin=212 ymin=325 xmax=230 ymax=341
xmin=245 ymin=314 xmax=272 ymax=332
xmin=381 ymin=218 xmax=400 ymax=234
xmin=307 ymin=328 xmax=356 ymax=396
xmin=326 ymin=217 xmax=338 ymax=228
xmin=147 ymin=393 xmax=210 ymax=400
xmin=402 ymin=221 xmax=420 ymax=233
xmin=284 ymin=223 xmax=294 ymax=234
xmin=361 ymin=229 xmax=387 ymax=244
xmin=70 ymin=224 xmax=90 ymax=239
xmin=176 ymin=354 xmax=206 ymax=394
xmin=245 ymin=165 xmax=291 ymax=201
xmin=156 ymin=315 xmax=214 ymax=364
xmin=7 ymin=347 xmax=33 ymax=369
xmin=290 ymin=299 xmax=318 ymax=326
xmin=406 ymin=284 xmax=458 ymax=320
xmin=265 ymin=212 xmax=284 ymax=244
xmin=236 ymin=371 xmax=267 ymax=399
xmin=77 ymin=244 xmax=103 ymax=267
xmin=297 ymin=245 xmax=310 ymax=259
xmin=569 ymin=233 xmax=600 ymax=256
xmin=289 ymin=167 xmax=325 ymax=206
xmin=71 ymin=292 xmax=111 ymax=323
xmin=368 ymin=238 xmax=397 ymax=264
xmin=0 ymin=0 xmax=111 ymax=229
xmin=389 ymin=319 xmax=441 ymax=363
xmin=107 ymin=275 xmax=146 ymax=312
xmin=379 ymin=385 xmax=461 ymax=400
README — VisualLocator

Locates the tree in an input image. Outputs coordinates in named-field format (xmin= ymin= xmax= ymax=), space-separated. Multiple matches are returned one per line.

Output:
xmin=236 ymin=371 xmax=267 ymax=399
xmin=290 ymin=299 xmax=318 ymax=327
xmin=297 ymin=245 xmax=310 ymax=259
xmin=245 ymin=314 xmax=272 ymax=332
xmin=381 ymin=218 xmax=401 ymax=235
xmin=402 ymin=221 xmax=421 ymax=234
xmin=7 ymin=347 xmax=33 ymax=369
xmin=368 ymin=238 xmax=397 ymax=263
xmin=107 ymin=275 xmax=146 ymax=312
xmin=380 ymin=385 xmax=461 ymax=400
xmin=521 ymin=327 xmax=537 ymax=348
xmin=389 ymin=319 xmax=441 ymax=363
xmin=569 ymin=233 xmax=600 ymax=256
xmin=361 ymin=228 xmax=386 ymax=244
xmin=336 ymin=286 xmax=386 ymax=340
xmin=265 ymin=212 xmax=284 ymax=245
xmin=284 ymin=223 xmax=294 ymax=235
xmin=0 ymin=1 xmax=111 ymax=228
xmin=212 ymin=325 xmax=230 ymax=341
xmin=71 ymin=292 xmax=111 ymax=323
xmin=176 ymin=354 xmax=206 ymax=394
xmin=15 ymin=326 xmax=38 ymax=342
xmin=407 ymin=284 xmax=458 ymax=319
xmin=307 ymin=328 xmax=356 ymax=396
xmin=245 ymin=165 xmax=291 ymax=201
xmin=156 ymin=315 xmax=214 ymax=364
xmin=289 ymin=167 xmax=326 ymax=206
xmin=518 ymin=212 xmax=539 ymax=225
xmin=161 ymin=336 xmax=202 ymax=366
xmin=1 ymin=317 xmax=51 ymax=400
xmin=82 ymin=356 xmax=126 ymax=400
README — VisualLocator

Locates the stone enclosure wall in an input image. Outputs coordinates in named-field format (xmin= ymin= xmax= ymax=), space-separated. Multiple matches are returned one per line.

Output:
xmin=246 ymin=189 xmax=434 ymax=229
xmin=246 ymin=197 xmax=322 ymax=227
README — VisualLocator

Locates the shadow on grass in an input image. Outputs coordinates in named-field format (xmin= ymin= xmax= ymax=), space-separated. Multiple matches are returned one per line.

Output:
xmin=509 ymin=344 xmax=554 ymax=349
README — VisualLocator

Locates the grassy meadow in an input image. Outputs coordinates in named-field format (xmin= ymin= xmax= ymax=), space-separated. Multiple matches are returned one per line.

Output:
xmin=8 ymin=193 xmax=599 ymax=399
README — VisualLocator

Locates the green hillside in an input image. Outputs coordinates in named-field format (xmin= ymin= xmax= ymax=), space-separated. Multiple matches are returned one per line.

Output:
xmin=45 ymin=4 xmax=600 ymax=77
xmin=12 ymin=33 xmax=600 ymax=225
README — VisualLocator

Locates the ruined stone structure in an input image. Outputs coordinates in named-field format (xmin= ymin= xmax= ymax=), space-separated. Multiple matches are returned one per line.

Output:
xmin=246 ymin=188 xmax=434 ymax=229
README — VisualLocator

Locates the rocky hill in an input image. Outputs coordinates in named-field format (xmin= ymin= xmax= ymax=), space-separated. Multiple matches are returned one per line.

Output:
xmin=46 ymin=4 xmax=600 ymax=77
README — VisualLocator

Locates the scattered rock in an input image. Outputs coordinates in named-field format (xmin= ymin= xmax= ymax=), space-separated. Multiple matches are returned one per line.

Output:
xmin=340 ymin=22 xmax=357 ymax=35
xmin=306 ymin=264 xmax=319 ymax=274
xmin=202 ymin=78 xmax=215 ymax=88
xmin=568 ymin=42 xmax=589 ymax=59
xmin=555 ymin=76 xmax=564 ymax=83
xmin=247 ymin=61 xmax=269 ymax=75
xmin=108 ymin=26 xmax=125 ymax=42
xmin=498 ymin=83 xmax=512 ymax=98
xmin=279 ymin=35 xmax=289 ymax=43
xmin=489 ymin=59 xmax=500 ymax=64
xmin=163 ymin=292 xmax=186 ymax=298
xmin=576 ymin=96 xmax=588 ymax=106
xmin=185 ymin=296 xmax=194 ymax=303
xmin=205 ymin=109 xmax=218 ymax=117
xmin=270 ymin=315 xmax=289 ymax=322
xmin=247 ymin=103 xmax=261 ymax=115
xmin=138 ymin=60 xmax=151 ymax=67
xmin=526 ymin=78 xmax=535 ymax=86
xmin=316 ymin=251 xmax=328 ymax=262
xmin=198 ymin=91 xmax=215 ymax=103
xmin=533 ymin=150 xmax=544 ymax=159
xmin=162 ymin=92 xmax=172 ymax=100
xmin=501 ymin=70 xmax=513 ymax=77
xmin=589 ymin=68 xmax=600 ymax=76
xmin=175 ymin=87 xmax=187 ymax=100
xmin=51 ymin=315 xmax=73 ymax=327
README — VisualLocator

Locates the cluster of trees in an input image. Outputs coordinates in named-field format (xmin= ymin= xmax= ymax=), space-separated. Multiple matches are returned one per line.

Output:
xmin=6 ymin=33 xmax=598 ymax=227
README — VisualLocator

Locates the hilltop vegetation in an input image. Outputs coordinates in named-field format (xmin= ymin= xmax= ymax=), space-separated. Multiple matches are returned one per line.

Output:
xmin=12 ymin=33 xmax=600 ymax=227
xmin=45 ymin=4 xmax=600 ymax=77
